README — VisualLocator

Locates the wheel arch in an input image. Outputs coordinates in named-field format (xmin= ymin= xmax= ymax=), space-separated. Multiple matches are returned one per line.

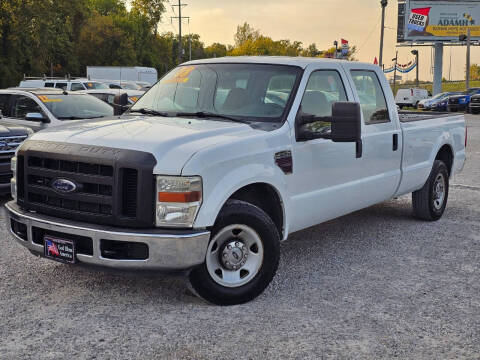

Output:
xmin=435 ymin=143 xmax=454 ymax=176
xmin=227 ymin=183 xmax=285 ymax=239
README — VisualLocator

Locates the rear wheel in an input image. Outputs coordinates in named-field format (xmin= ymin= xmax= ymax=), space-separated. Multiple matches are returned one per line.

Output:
xmin=412 ymin=160 xmax=449 ymax=221
xmin=189 ymin=200 xmax=280 ymax=305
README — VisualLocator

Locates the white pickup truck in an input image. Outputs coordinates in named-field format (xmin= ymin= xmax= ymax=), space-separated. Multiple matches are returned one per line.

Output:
xmin=6 ymin=57 xmax=466 ymax=305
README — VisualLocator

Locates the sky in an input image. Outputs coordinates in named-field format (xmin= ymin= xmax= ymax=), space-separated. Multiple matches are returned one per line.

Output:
xmin=156 ymin=0 xmax=479 ymax=82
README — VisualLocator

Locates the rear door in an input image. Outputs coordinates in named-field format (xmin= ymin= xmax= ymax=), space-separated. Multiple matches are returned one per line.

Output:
xmin=343 ymin=65 xmax=402 ymax=202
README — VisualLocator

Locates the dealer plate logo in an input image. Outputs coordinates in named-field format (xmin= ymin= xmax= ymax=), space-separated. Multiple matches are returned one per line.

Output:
xmin=51 ymin=178 xmax=77 ymax=193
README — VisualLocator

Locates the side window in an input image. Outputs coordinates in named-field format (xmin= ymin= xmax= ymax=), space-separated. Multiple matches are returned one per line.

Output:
xmin=298 ymin=70 xmax=347 ymax=134
xmin=55 ymin=83 xmax=67 ymax=90
xmin=70 ymin=83 xmax=84 ymax=91
xmin=350 ymin=70 xmax=390 ymax=124
xmin=44 ymin=83 xmax=54 ymax=88
xmin=12 ymin=96 xmax=43 ymax=119
xmin=109 ymin=84 xmax=122 ymax=89
xmin=0 ymin=94 xmax=11 ymax=117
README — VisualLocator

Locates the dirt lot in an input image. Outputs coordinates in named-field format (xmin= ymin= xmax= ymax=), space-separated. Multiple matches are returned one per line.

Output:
xmin=0 ymin=115 xmax=479 ymax=359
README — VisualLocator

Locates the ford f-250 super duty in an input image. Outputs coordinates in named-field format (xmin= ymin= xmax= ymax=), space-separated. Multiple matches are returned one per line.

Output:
xmin=6 ymin=57 xmax=466 ymax=305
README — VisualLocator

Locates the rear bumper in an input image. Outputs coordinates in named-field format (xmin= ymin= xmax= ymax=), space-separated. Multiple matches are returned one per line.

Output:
xmin=6 ymin=201 xmax=210 ymax=271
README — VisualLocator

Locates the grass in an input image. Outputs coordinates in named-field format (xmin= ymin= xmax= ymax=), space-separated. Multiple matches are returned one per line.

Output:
xmin=392 ymin=80 xmax=480 ymax=94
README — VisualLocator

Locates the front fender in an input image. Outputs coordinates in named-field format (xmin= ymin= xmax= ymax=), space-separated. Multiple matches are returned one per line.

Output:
xmin=193 ymin=162 xmax=291 ymax=240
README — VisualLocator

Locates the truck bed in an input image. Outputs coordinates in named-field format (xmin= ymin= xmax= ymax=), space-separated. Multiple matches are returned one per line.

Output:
xmin=398 ymin=111 xmax=455 ymax=123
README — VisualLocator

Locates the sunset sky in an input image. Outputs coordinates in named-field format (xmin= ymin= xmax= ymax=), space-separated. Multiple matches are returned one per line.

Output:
xmin=155 ymin=0 xmax=479 ymax=82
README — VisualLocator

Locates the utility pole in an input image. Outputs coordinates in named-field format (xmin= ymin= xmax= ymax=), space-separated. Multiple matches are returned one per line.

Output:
xmin=466 ymin=28 xmax=471 ymax=90
xmin=189 ymin=34 xmax=192 ymax=61
xmin=392 ymin=51 xmax=398 ymax=95
xmin=379 ymin=0 xmax=388 ymax=67
xmin=171 ymin=0 xmax=189 ymax=64
xmin=333 ymin=40 xmax=338 ymax=59
xmin=411 ymin=50 xmax=419 ymax=88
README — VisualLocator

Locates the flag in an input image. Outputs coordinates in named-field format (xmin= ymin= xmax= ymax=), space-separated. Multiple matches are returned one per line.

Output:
xmin=341 ymin=39 xmax=348 ymax=45
xmin=374 ymin=57 xmax=378 ymax=65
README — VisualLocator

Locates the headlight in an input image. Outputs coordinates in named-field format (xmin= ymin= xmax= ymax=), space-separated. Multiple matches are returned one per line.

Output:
xmin=155 ymin=176 xmax=202 ymax=227
xmin=11 ymin=157 xmax=17 ymax=200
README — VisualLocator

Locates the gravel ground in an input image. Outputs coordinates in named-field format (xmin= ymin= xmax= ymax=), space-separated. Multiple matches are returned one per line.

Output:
xmin=0 ymin=115 xmax=479 ymax=359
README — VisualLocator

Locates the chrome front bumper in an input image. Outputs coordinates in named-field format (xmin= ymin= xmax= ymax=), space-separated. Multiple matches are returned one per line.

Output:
xmin=5 ymin=201 xmax=210 ymax=271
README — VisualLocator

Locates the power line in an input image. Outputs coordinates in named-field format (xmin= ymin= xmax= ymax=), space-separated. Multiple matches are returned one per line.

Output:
xmin=357 ymin=14 xmax=382 ymax=56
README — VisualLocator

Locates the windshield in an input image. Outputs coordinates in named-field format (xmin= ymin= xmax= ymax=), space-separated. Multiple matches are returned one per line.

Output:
xmin=37 ymin=94 xmax=113 ymax=120
xmin=431 ymin=92 xmax=446 ymax=100
xmin=83 ymin=82 xmax=109 ymax=90
xmin=130 ymin=63 xmax=302 ymax=122
xmin=466 ymin=88 xmax=480 ymax=96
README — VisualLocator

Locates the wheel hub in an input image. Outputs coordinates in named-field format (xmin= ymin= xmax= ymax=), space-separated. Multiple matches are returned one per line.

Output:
xmin=433 ymin=173 xmax=445 ymax=210
xmin=220 ymin=241 xmax=248 ymax=270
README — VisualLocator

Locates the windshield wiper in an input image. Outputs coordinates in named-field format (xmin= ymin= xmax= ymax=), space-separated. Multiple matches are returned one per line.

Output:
xmin=175 ymin=111 xmax=248 ymax=124
xmin=129 ymin=108 xmax=170 ymax=117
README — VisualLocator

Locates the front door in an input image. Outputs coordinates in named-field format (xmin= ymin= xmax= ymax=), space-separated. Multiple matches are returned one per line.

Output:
xmin=1 ymin=95 xmax=48 ymax=132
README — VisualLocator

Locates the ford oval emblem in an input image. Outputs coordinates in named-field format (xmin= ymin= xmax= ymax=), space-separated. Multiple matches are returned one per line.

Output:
xmin=51 ymin=178 xmax=77 ymax=193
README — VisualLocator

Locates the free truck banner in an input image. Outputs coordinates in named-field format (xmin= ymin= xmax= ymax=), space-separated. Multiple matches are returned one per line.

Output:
xmin=404 ymin=0 xmax=480 ymax=41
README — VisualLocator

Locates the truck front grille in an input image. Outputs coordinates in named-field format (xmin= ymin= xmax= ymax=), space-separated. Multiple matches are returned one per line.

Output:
xmin=17 ymin=141 xmax=156 ymax=228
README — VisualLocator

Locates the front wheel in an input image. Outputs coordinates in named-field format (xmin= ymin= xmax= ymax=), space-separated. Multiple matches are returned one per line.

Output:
xmin=189 ymin=200 xmax=280 ymax=305
xmin=412 ymin=160 xmax=449 ymax=221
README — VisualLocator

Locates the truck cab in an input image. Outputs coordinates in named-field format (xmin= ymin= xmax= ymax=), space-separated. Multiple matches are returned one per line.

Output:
xmin=6 ymin=57 xmax=466 ymax=305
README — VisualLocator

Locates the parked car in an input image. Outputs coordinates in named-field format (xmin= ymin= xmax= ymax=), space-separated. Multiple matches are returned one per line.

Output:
xmin=0 ymin=124 xmax=31 ymax=194
xmin=19 ymin=77 xmax=110 ymax=91
xmin=0 ymin=88 xmax=113 ymax=131
xmin=448 ymin=88 xmax=480 ymax=112
xmin=469 ymin=93 xmax=480 ymax=114
xmin=7 ymin=57 xmax=466 ymax=305
xmin=395 ymin=88 xmax=429 ymax=109
xmin=418 ymin=92 xmax=461 ymax=111
xmin=97 ymin=80 xmax=144 ymax=91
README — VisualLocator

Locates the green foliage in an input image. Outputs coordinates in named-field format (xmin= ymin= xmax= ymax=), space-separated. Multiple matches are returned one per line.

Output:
xmin=0 ymin=8 xmax=357 ymax=89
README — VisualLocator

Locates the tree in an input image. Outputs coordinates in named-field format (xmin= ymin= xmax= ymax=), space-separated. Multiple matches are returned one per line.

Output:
xmin=234 ymin=22 xmax=260 ymax=47
xmin=131 ymin=0 xmax=165 ymax=34
xmin=469 ymin=64 xmax=480 ymax=81
xmin=205 ymin=43 xmax=228 ymax=58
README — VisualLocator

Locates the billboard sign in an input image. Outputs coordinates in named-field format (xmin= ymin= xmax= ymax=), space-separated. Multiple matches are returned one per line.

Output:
xmin=402 ymin=0 xmax=480 ymax=42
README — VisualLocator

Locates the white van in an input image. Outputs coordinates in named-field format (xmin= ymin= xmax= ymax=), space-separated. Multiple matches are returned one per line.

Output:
xmin=86 ymin=66 xmax=158 ymax=85
xmin=395 ymin=88 xmax=429 ymax=109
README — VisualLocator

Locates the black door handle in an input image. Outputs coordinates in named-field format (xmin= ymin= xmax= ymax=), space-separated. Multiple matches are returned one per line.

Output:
xmin=393 ymin=134 xmax=398 ymax=151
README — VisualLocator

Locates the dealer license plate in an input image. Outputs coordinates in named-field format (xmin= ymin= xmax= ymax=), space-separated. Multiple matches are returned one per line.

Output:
xmin=44 ymin=236 xmax=76 ymax=264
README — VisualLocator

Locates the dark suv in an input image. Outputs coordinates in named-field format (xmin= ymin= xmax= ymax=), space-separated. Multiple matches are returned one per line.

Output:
xmin=0 ymin=122 xmax=31 ymax=194
xmin=448 ymin=88 xmax=480 ymax=112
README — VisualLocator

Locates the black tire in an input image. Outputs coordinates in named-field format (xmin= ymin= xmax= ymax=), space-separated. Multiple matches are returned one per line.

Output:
xmin=189 ymin=200 xmax=280 ymax=305
xmin=412 ymin=160 xmax=449 ymax=221
xmin=414 ymin=101 xmax=419 ymax=109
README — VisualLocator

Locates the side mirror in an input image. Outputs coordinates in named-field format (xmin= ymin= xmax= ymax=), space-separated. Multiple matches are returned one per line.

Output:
xmin=296 ymin=101 xmax=363 ymax=157
xmin=113 ymin=93 xmax=129 ymax=115
xmin=25 ymin=112 xmax=47 ymax=122
xmin=296 ymin=102 xmax=361 ymax=143
xmin=330 ymin=102 xmax=362 ymax=143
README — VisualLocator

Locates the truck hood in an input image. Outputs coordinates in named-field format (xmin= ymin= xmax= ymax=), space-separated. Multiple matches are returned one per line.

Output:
xmin=29 ymin=115 xmax=258 ymax=174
